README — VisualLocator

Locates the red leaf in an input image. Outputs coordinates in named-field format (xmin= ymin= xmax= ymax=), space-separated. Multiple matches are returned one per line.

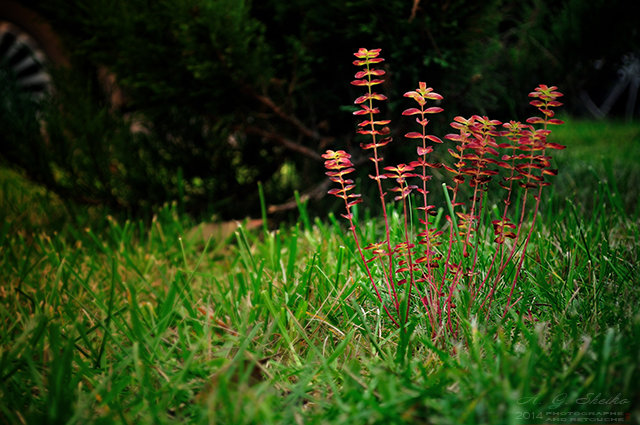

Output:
xmin=354 ymin=93 xmax=388 ymax=104
xmin=353 ymin=58 xmax=384 ymax=66
xmin=402 ymin=108 xmax=422 ymax=116
xmin=445 ymin=134 xmax=463 ymax=142
xmin=354 ymin=96 xmax=368 ymax=105
xmin=361 ymin=138 xmax=392 ymax=149
xmin=405 ymin=132 xmax=424 ymax=139
xmin=350 ymin=79 xmax=385 ymax=86
xmin=425 ymin=135 xmax=443 ymax=144
xmin=417 ymin=146 xmax=433 ymax=155
xmin=540 ymin=109 xmax=555 ymax=117
xmin=517 ymin=163 xmax=543 ymax=170
xmin=425 ymin=107 xmax=444 ymax=114
xmin=404 ymin=91 xmax=426 ymax=105
xmin=447 ymin=148 xmax=461 ymax=159
xmin=354 ymin=47 xmax=381 ymax=58
xmin=526 ymin=117 xmax=545 ymax=124
xmin=358 ymin=119 xmax=391 ymax=127
xmin=354 ymin=69 xmax=386 ymax=78
xmin=353 ymin=107 xmax=380 ymax=115
xmin=545 ymin=142 xmax=566 ymax=150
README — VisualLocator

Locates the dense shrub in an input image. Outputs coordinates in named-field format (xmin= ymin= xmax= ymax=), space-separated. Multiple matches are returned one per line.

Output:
xmin=1 ymin=0 xmax=637 ymax=218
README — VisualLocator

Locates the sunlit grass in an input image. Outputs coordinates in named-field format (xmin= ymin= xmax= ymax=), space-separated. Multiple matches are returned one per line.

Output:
xmin=552 ymin=117 xmax=640 ymax=213
xmin=0 ymin=119 xmax=639 ymax=424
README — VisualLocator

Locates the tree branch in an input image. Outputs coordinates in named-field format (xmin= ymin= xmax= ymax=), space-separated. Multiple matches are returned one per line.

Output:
xmin=244 ymin=126 xmax=323 ymax=161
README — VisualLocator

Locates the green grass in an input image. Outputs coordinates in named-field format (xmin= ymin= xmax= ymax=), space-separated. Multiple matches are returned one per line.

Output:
xmin=551 ymin=117 xmax=640 ymax=213
xmin=1 ymin=119 xmax=639 ymax=425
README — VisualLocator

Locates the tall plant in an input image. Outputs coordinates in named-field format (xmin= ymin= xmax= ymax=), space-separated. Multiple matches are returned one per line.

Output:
xmin=325 ymin=48 xmax=565 ymax=342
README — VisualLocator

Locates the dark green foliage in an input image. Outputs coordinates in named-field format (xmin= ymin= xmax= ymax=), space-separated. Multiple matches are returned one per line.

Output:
xmin=2 ymin=0 xmax=637 ymax=217
xmin=4 ymin=0 xmax=506 ymax=217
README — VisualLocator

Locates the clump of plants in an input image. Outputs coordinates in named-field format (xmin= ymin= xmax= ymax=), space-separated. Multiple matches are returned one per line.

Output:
xmin=324 ymin=48 xmax=565 ymax=343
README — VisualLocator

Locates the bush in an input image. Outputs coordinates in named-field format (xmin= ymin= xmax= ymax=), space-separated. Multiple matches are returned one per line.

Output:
xmin=2 ymin=0 xmax=637 ymax=218
xmin=7 ymin=0 xmax=504 ymax=218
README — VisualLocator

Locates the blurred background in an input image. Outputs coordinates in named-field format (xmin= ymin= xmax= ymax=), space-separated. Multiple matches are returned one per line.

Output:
xmin=1 ymin=0 xmax=638 ymax=222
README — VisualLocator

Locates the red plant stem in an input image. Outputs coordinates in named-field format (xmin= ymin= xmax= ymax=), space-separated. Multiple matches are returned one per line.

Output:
xmin=468 ymin=191 xmax=485 ymax=299
xmin=482 ymin=188 xmax=532 ymax=317
xmin=503 ymin=181 xmax=543 ymax=316
xmin=401 ymin=188 xmax=416 ymax=321
xmin=438 ymin=176 xmax=463 ymax=330
xmin=417 ymin=112 xmax=435 ymax=281
xmin=441 ymin=179 xmax=464 ymax=335
xmin=439 ymin=125 xmax=470 ymax=305
xmin=350 ymin=224 xmax=400 ymax=327
xmin=447 ymin=182 xmax=484 ymax=336
xmin=501 ymin=84 xmax=566 ymax=315
xmin=377 ymin=256 xmax=395 ymax=305
xmin=476 ymin=139 xmax=522 ymax=314
xmin=439 ymin=195 xmax=454 ymax=324
xmin=413 ymin=108 xmax=440 ymax=325
xmin=477 ymin=228 xmax=508 ymax=316
xmin=338 ymin=176 xmax=400 ymax=327
xmin=485 ymin=111 xmax=553 ymax=318
xmin=482 ymin=160 xmax=535 ymax=316
xmin=362 ymin=62 xmax=399 ymax=314
xmin=446 ymin=129 xmax=492 ymax=332
xmin=504 ymin=122 xmax=550 ymax=316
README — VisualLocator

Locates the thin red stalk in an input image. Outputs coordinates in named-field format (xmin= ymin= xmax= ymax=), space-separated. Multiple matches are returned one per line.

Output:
xmin=482 ymin=191 xmax=531 ymax=317
xmin=362 ymin=61 xmax=399 ymax=313
xmin=503 ymin=125 xmax=550 ymax=316
xmin=501 ymin=84 xmax=566 ymax=315
xmin=402 ymin=191 xmax=416 ymax=321
xmin=338 ymin=178 xmax=400 ymax=326
xmin=416 ymin=114 xmax=436 ymax=284
xmin=468 ymin=191 xmax=485 ymax=300
xmin=477 ymin=128 xmax=526 ymax=315
xmin=446 ymin=179 xmax=480 ymax=331
xmin=402 ymin=82 xmax=444 ymax=333
xmin=476 ymin=144 xmax=519 ymax=306
xmin=349 ymin=223 xmax=400 ymax=327
xmin=413 ymin=108 xmax=437 ymax=324
xmin=438 ymin=178 xmax=462 ymax=329
xmin=447 ymin=126 xmax=491 ymax=328
xmin=503 ymin=182 xmax=543 ymax=316
xmin=482 ymin=161 xmax=534 ymax=315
